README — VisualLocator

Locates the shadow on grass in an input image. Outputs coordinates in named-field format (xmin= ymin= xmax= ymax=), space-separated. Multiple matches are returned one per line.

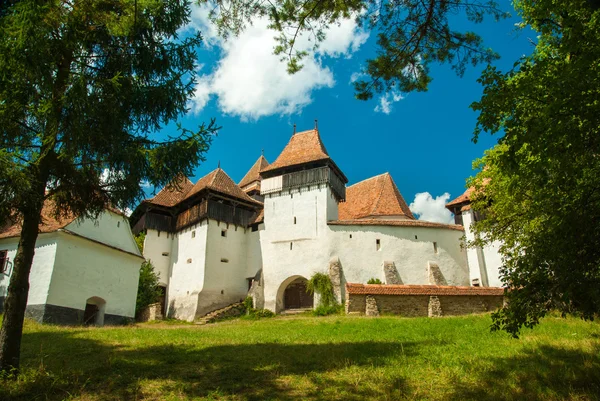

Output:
xmin=446 ymin=344 xmax=600 ymax=401
xmin=4 ymin=330 xmax=414 ymax=401
xmin=4 ymin=329 xmax=600 ymax=401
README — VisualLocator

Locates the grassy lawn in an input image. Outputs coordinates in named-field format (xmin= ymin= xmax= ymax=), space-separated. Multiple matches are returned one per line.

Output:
xmin=1 ymin=314 xmax=599 ymax=400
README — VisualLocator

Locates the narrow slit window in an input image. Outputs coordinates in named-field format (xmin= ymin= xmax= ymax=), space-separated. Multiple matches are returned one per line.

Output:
xmin=290 ymin=242 xmax=293 ymax=250
xmin=0 ymin=250 xmax=8 ymax=273
xmin=294 ymin=217 xmax=297 ymax=224
xmin=376 ymin=239 xmax=381 ymax=251
xmin=192 ymin=230 xmax=195 ymax=238
xmin=349 ymin=234 xmax=352 ymax=239
xmin=221 ymin=258 xmax=229 ymax=263
xmin=433 ymin=242 xmax=438 ymax=254
xmin=221 ymin=229 xmax=227 ymax=237
xmin=414 ymin=235 xmax=418 ymax=240
xmin=117 ymin=221 xmax=120 ymax=228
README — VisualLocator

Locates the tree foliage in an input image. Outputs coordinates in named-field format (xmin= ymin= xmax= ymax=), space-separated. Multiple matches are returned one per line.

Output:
xmin=469 ymin=0 xmax=600 ymax=336
xmin=136 ymin=260 xmax=162 ymax=316
xmin=0 ymin=0 xmax=217 ymax=371
xmin=208 ymin=0 xmax=508 ymax=99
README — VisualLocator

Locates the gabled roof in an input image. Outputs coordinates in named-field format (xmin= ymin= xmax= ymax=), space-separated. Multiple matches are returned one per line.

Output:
xmin=261 ymin=129 xmax=331 ymax=173
xmin=0 ymin=200 xmax=77 ymax=239
xmin=239 ymin=155 xmax=269 ymax=189
xmin=147 ymin=176 xmax=195 ymax=207
xmin=184 ymin=168 xmax=262 ymax=206
xmin=339 ymin=173 xmax=414 ymax=220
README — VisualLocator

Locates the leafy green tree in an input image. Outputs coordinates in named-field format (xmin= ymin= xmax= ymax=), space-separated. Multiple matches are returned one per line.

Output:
xmin=0 ymin=0 xmax=217 ymax=371
xmin=469 ymin=0 xmax=600 ymax=336
xmin=136 ymin=260 xmax=162 ymax=316
xmin=209 ymin=0 xmax=508 ymax=99
xmin=135 ymin=232 xmax=146 ymax=254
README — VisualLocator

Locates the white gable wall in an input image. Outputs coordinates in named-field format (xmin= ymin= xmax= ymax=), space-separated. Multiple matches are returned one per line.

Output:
xmin=65 ymin=211 xmax=140 ymax=256
xmin=48 ymin=232 xmax=140 ymax=319
xmin=0 ymin=234 xmax=58 ymax=306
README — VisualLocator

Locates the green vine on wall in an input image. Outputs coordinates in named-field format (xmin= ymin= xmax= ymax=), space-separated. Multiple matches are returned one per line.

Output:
xmin=307 ymin=273 xmax=336 ymax=307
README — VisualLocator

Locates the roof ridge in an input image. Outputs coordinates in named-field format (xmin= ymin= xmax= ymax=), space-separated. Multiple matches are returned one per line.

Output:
xmin=347 ymin=172 xmax=388 ymax=188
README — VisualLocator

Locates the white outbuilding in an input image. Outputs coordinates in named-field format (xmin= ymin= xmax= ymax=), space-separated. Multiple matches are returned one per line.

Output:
xmin=0 ymin=202 xmax=143 ymax=326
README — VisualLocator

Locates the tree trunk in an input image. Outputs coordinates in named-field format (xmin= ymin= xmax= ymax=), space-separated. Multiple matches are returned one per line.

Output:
xmin=0 ymin=192 xmax=45 ymax=372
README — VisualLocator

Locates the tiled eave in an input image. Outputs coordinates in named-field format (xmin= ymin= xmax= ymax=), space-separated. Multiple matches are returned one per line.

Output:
xmin=328 ymin=219 xmax=464 ymax=231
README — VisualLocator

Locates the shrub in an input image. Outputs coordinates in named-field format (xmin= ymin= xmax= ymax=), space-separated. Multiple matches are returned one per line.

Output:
xmin=313 ymin=304 xmax=343 ymax=316
xmin=136 ymin=261 xmax=161 ymax=316
xmin=243 ymin=296 xmax=253 ymax=313
xmin=307 ymin=272 xmax=336 ymax=307
xmin=367 ymin=278 xmax=383 ymax=284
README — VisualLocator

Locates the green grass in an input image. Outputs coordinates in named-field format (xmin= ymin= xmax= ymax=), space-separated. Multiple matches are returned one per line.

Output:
xmin=1 ymin=314 xmax=599 ymax=400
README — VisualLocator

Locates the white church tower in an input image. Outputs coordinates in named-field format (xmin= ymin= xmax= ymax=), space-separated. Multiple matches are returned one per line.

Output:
xmin=258 ymin=126 xmax=348 ymax=312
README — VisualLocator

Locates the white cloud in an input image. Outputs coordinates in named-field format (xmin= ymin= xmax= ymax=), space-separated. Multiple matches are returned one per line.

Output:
xmin=374 ymin=91 xmax=404 ymax=114
xmin=409 ymin=192 xmax=454 ymax=224
xmin=186 ymin=4 xmax=369 ymax=120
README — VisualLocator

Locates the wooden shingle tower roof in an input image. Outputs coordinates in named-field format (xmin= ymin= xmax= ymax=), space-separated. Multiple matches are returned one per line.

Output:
xmin=260 ymin=128 xmax=348 ymax=182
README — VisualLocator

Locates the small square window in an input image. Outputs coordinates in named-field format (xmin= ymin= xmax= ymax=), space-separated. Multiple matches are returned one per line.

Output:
xmin=221 ymin=229 xmax=227 ymax=237
xmin=414 ymin=235 xmax=418 ymax=240
xmin=162 ymin=252 xmax=169 ymax=257
xmin=187 ymin=258 xmax=192 ymax=264
xmin=376 ymin=239 xmax=381 ymax=251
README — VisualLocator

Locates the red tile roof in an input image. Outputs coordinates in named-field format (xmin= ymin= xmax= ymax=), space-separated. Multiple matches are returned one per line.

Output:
xmin=239 ymin=155 xmax=269 ymax=189
xmin=328 ymin=219 xmax=464 ymax=231
xmin=339 ymin=173 xmax=414 ymax=220
xmin=346 ymin=283 xmax=505 ymax=296
xmin=261 ymin=129 xmax=331 ymax=173
xmin=0 ymin=200 xmax=77 ymax=239
xmin=147 ymin=176 xmax=195 ymax=207
xmin=446 ymin=187 xmax=474 ymax=209
xmin=184 ymin=168 xmax=262 ymax=205
xmin=251 ymin=209 xmax=264 ymax=225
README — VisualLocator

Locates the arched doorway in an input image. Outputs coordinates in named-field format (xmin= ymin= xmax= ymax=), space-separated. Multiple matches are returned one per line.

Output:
xmin=83 ymin=296 xmax=106 ymax=327
xmin=283 ymin=277 xmax=313 ymax=310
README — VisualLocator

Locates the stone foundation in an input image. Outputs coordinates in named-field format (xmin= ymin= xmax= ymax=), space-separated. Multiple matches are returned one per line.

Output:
xmin=137 ymin=302 xmax=163 ymax=322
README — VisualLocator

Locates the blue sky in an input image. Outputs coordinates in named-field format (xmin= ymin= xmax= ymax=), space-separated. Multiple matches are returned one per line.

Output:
xmin=154 ymin=1 xmax=535 ymax=223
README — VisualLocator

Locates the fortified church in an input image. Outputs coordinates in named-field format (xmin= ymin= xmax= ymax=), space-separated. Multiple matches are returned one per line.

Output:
xmin=133 ymin=126 xmax=501 ymax=321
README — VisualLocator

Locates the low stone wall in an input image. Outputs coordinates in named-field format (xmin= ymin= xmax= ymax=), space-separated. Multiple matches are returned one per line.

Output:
xmin=137 ymin=302 xmax=163 ymax=322
xmin=345 ymin=283 xmax=504 ymax=317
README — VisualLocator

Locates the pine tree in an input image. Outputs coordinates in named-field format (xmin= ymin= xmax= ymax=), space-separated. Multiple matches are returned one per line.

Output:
xmin=0 ymin=0 xmax=217 ymax=371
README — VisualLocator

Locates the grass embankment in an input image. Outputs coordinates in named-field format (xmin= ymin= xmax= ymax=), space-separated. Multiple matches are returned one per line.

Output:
xmin=1 ymin=314 xmax=599 ymax=400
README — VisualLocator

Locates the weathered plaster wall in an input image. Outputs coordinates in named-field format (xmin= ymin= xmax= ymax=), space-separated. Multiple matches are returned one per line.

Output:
xmin=143 ymin=228 xmax=173 ymax=286
xmin=197 ymin=220 xmax=250 ymax=317
xmin=329 ymin=225 xmax=469 ymax=287
xmin=0 ymin=234 xmax=58 ymax=306
xmin=48 ymin=232 xmax=140 ymax=319
xmin=245 ymin=225 xmax=263 ymax=278
xmin=261 ymin=185 xmax=334 ymax=312
xmin=65 ymin=211 xmax=140 ymax=256
xmin=166 ymin=222 xmax=208 ymax=320
xmin=462 ymin=210 xmax=504 ymax=287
